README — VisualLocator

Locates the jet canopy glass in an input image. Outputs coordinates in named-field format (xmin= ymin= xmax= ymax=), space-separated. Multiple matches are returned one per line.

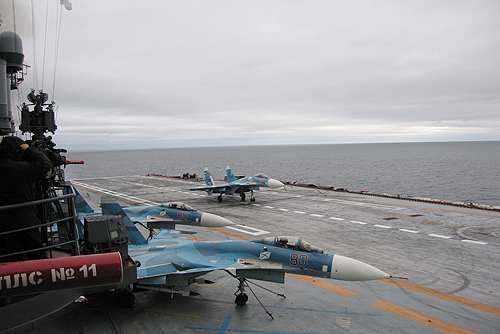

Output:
xmin=253 ymin=173 xmax=269 ymax=178
xmin=260 ymin=236 xmax=324 ymax=254
xmin=160 ymin=202 xmax=196 ymax=211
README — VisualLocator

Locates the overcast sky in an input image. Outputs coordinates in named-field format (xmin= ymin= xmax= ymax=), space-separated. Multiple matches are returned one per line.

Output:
xmin=2 ymin=1 xmax=499 ymax=151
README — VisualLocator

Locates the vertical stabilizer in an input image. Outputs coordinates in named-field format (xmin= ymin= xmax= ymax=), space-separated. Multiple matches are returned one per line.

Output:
xmin=73 ymin=186 xmax=95 ymax=214
xmin=101 ymin=196 xmax=148 ymax=245
xmin=204 ymin=167 xmax=215 ymax=186
xmin=226 ymin=166 xmax=236 ymax=183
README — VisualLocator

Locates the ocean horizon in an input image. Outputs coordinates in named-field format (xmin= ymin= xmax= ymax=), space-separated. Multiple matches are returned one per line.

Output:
xmin=64 ymin=141 xmax=500 ymax=207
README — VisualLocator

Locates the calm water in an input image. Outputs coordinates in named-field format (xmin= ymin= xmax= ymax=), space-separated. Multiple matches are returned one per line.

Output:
xmin=64 ymin=142 xmax=500 ymax=207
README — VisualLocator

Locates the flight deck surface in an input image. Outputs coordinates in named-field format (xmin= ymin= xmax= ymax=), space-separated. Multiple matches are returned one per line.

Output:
xmin=6 ymin=175 xmax=500 ymax=333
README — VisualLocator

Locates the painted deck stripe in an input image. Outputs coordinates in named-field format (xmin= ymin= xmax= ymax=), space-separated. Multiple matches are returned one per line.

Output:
xmin=380 ymin=279 xmax=500 ymax=317
xmin=310 ymin=214 xmax=324 ymax=217
xmin=293 ymin=211 xmax=306 ymax=214
xmin=373 ymin=224 xmax=392 ymax=229
xmin=225 ymin=225 xmax=269 ymax=236
xmin=278 ymin=208 xmax=289 ymax=211
xmin=286 ymin=274 xmax=358 ymax=297
xmin=429 ymin=233 xmax=451 ymax=239
xmin=371 ymin=300 xmax=480 ymax=334
xmin=399 ymin=229 xmax=420 ymax=234
xmin=329 ymin=217 xmax=345 ymax=221
xmin=350 ymin=220 xmax=367 ymax=225
xmin=461 ymin=239 xmax=487 ymax=245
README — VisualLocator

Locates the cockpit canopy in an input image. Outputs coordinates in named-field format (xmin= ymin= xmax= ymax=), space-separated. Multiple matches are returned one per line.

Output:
xmin=254 ymin=173 xmax=269 ymax=179
xmin=159 ymin=202 xmax=196 ymax=212
xmin=259 ymin=236 xmax=324 ymax=254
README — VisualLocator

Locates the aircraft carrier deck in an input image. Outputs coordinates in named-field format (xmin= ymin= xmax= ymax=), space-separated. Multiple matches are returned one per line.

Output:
xmin=5 ymin=174 xmax=500 ymax=333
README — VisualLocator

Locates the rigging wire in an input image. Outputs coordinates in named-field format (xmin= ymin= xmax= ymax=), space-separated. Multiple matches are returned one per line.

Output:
xmin=30 ymin=0 xmax=38 ymax=91
xmin=52 ymin=2 xmax=63 ymax=102
xmin=41 ymin=0 xmax=49 ymax=91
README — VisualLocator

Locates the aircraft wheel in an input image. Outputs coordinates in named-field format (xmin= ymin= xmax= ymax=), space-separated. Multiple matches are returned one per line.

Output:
xmin=235 ymin=293 xmax=248 ymax=306
xmin=250 ymin=198 xmax=255 ymax=202
xmin=117 ymin=290 xmax=135 ymax=308
xmin=240 ymin=193 xmax=246 ymax=201
xmin=218 ymin=195 xmax=223 ymax=203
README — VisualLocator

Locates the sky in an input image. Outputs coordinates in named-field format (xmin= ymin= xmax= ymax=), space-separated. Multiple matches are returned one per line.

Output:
xmin=1 ymin=1 xmax=499 ymax=151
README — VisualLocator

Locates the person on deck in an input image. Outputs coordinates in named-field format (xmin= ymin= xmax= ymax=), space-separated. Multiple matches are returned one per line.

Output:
xmin=0 ymin=136 xmax=53 ymax=262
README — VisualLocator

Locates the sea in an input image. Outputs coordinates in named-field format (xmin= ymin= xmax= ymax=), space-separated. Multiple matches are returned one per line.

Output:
xmin=64 ymin=141 xmax=500 ymax=207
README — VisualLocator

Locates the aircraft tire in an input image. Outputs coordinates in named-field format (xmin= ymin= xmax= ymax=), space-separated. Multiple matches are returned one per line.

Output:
xmin=117 ymin=290 xmax=135 ymax=308
xmin=250 ymin=198 xmax=255 ymax=202
xmin=218 ymin=195 xmax=223 ymax=203
xmin=240 ymin=193 xmax=246 ymax=201
xmin=235 ymin=293 xmax=248 ymax=306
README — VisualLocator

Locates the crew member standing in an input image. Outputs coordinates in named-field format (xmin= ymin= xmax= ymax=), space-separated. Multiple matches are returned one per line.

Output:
xmin=0 ymin=136 xmax=53 ymax=262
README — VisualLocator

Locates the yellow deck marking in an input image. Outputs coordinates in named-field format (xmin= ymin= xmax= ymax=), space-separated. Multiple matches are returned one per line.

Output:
xmin=182 ymin=233 xmax=206 ymax=242
xmin=204 ymin=227 xmax=254 ymax=240
xmin=446 ymin=226 xmax=460 ymax=230
xmin=371 ymin=301 xmax=479 ymax=334
xmin=286 ymin=274 xmax=358 ymax=297
xmin=423 ymin=221 xmax=439 ymax=225
xmin=381 ymin=279 xmax=500 ymax=317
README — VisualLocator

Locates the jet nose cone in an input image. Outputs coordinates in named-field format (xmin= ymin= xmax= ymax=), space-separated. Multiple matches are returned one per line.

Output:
xmin=200 ymin=213 xmax=235 ymax=227
xmin=267 ymin=179 xmax=284 ymax=189
xmin=330 ymin=255 xmax=389 ymax=281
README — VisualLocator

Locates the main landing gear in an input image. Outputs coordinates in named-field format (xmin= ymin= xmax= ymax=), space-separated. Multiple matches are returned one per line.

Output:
xmin=225 ymin=271 xmax=286 ymax=319
xmin=239 ymin=191 xmax=256 ymax=202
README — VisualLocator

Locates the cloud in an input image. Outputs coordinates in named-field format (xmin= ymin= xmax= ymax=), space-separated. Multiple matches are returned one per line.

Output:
xmin=3 ymin=0 xmax=500 ymax=150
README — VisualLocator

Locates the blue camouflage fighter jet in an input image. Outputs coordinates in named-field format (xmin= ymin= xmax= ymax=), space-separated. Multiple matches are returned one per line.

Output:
xmin=73 ymin=186 xmax=234 ymax=229
xmin=185 ymin=166 xmax=284 ymax=202
xmin=101 ymin=196 xmax=390 ymax=313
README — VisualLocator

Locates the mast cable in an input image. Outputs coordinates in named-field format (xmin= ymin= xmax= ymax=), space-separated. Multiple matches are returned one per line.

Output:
xmin=52 ymin=3 xmax=63 ymax=102
xmin=30 ymin=0 xmax=38 ymax=91
xmin=41 ymin=0 xmax=50 ymax=91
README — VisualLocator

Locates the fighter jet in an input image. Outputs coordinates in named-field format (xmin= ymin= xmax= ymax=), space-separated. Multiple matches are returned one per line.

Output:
xmin=101 ymin=196 xmax=390 ymax=313
xmin=73 ymin=186 xmax=234 ymax=228
xmin=185 ymin=166 xmax=284 ymax=202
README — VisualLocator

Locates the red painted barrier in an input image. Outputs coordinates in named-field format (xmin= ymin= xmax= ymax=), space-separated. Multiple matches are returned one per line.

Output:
xmin=0 ymin=253 xmax=123 ymax=297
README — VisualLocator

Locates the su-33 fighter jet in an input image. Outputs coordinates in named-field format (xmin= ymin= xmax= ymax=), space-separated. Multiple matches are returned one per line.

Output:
xmin=73 ymin=186 xmax=234 ymax=229
xmin=101 ymin=196 xmax=391 ymax=317
xmin=185 ymin=166 xmax=284 ymax=202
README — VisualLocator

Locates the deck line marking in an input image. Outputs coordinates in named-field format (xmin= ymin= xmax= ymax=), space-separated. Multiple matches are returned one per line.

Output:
xmin=461 ymin=239 xmax=487 ymax=245
xmin=350 ymin=220 xmax=367 ymax=225
xmin=287 ymin=274 xmax=358 ymax=297
xmin=399 ymin=229 xmax=420 ymax=234
xmin=380 ymin=279 xmax=500 ymax=317
xmin=278 ymin=208 xmax=289 ymax=211
xmin=263 ymin=206 xmax=274 ymax=209
xmin=373 ymin=224 xmax=392 ymax=229
xmin=429 ymin=233 xmax=451 ymax=239
xmin=293 ymin=211 xmax=306 ymax=214
xmin=225 ymin=225 xmax=269 ymax=236
xmin=329 ymin=217 xmax=345 ymax=221
xmin=310 ymin=214 xmax=324 ymax=217
xmin=371 ymin=300 xmax=480 ymax=334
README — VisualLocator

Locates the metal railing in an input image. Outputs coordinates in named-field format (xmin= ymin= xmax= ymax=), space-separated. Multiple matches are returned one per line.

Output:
xmin=0 ymin=190 xmax=80 ymax=261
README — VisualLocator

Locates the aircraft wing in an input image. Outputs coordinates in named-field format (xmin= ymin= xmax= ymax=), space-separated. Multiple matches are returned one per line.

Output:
xmin=185 ymin=184 xmax=229 ymax=192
